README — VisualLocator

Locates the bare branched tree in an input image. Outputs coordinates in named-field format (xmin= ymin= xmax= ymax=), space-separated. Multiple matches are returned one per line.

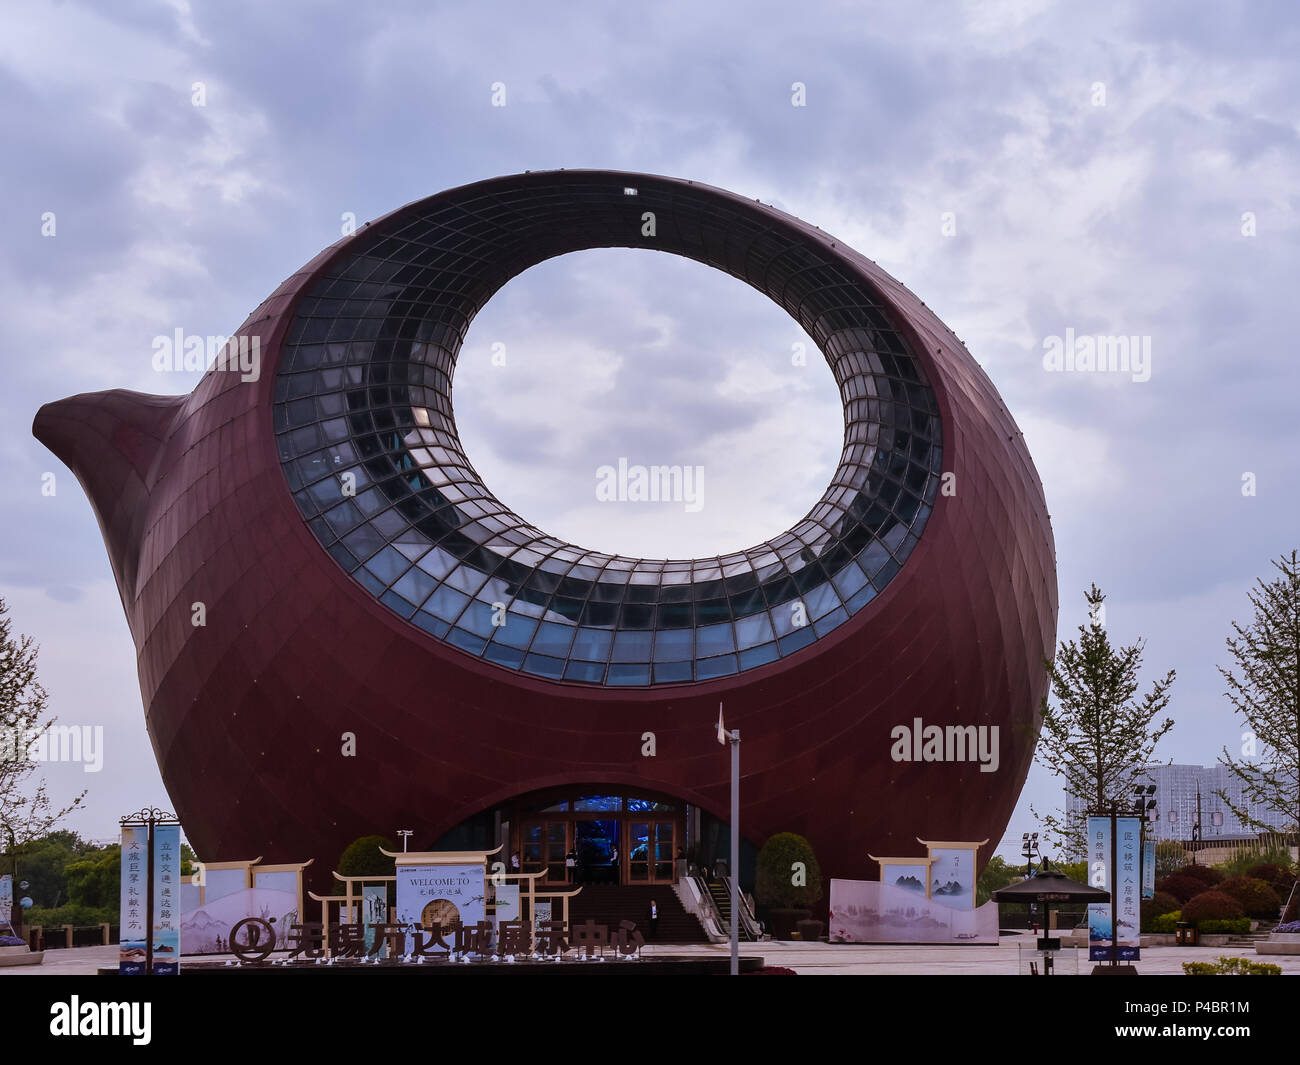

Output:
xmin=0 ymin=596 xmax=85 ymax=870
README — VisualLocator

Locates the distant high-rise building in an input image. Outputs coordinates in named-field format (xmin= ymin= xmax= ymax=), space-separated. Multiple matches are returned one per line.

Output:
xmin=1066 ymin=763 xmax=1292 ymax=845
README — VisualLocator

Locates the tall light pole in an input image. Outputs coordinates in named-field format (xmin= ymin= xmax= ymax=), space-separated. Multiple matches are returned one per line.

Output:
xmin=397 ymin=830 xmax=413 ymax=853
xmin=717 ymin=704 xmax=740 ymax=976
xmin=1021 ymin=832 xmax=1039 ymax=878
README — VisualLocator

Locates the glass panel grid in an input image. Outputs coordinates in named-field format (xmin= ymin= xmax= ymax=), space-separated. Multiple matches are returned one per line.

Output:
xmin=275 ymin=178 xmax=942 ymax=687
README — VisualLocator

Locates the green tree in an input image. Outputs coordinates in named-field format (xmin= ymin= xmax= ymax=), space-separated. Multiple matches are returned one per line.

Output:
xmin=65 ymin=845 xmax=121 ymax=909
xmin=754 ymin=833 xmax=823 ymax=910
xmin=0 ymin=597 xmax=86 ymax=870
xmin=13 ymin=830 xmax=93 ymax=908
xmin=1031 ymin=585 xmax=1176 ymax=854
xmin=338 ymin=835 xmax=395 ymax=879
xmin=976 ymin=855 xmax=1023 ymax=904
xmin=1217 ymin=550 xmax=1300 ymax=838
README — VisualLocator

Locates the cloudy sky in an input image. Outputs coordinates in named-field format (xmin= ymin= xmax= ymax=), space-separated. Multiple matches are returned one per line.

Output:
xmin=1 ymin=0 xmax=1297 ymax=864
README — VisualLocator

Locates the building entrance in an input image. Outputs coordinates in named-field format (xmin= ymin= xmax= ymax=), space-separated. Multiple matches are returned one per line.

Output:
xmin=510 ymin=789 xmax=683 ymax=887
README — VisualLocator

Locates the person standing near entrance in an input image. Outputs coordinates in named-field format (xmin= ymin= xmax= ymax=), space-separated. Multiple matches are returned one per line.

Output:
xmin=648 ymin=899 xmax=659 ymax=941
xmin=609 ymin=842 xmax=619 ymax=884
xmin=565 ymin=844 xmax=577 ymax=884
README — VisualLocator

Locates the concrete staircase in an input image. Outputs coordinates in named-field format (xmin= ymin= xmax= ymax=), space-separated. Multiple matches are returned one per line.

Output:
xmin=568 ymin=884 xmax=709 ymax=944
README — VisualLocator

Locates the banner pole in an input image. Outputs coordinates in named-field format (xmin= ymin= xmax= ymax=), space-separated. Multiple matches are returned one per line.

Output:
xmin=730 ymin=729 xmax=740 ymax=976
xmin=146 ymin=813 xmax=155 ymax=977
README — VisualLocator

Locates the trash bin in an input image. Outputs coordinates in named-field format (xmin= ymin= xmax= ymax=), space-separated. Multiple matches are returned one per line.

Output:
xmin=1176 ymin=922 xmax=1198 ymax=946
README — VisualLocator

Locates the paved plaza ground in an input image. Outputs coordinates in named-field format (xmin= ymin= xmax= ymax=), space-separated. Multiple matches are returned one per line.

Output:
xmin=6 ymin=938 xmax=1300 ymax=976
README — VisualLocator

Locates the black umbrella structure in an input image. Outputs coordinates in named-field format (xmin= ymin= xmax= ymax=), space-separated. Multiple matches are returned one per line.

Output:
xmin=992 ymin=869 xmax=1111 ymax=974
xmin=991 ymin=870 xmax=1110 ymax=905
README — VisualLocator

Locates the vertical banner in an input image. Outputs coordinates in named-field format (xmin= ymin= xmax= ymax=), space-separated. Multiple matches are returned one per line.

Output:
xmin=1117 ymin=817 xmax=1141 ymax=960
xmin=152 ymin=825 xmax=180 ymax=974
xmin=119 ymin=825 xmax=149 ymax=974
xmin=1086 ymin=816 xmax=1111 ymax=962
xmin=534 ymin=900 xmax=552 ymax=934
xmin=0 ymin=873 xmax=12 ymax=929
xmin=1141 ymin=840 xmax=1155 ymax=900
xmin=363 ymin=885 xmax=387 ymax=957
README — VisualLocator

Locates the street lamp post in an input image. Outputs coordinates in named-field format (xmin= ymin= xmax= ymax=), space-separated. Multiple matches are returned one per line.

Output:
xmin=397 ymin=830 xmax=413 ymax=853
xmin=716 ymin=704 xmax=740 ymax=976
xmin=1191 ymin=787 xmax=1203 ymax=866
xmin=1021 ymin=832 xmax=1039 ymax=878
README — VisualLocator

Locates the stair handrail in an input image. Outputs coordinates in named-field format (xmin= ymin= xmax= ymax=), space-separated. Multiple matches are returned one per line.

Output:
xmin=717 ymin=875 xmax=763 ymax=940
xmin=690 ymin=875 xmax=730 ymax=937
xmin=683 ymin=876 xmax=728 ymax=941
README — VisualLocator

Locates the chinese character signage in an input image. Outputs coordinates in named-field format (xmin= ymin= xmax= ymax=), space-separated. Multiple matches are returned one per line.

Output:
xmin=1086 ymin=816 xmax=1111 ymax=961
xmin=1142 ymin=840 xmax=1155 ymax=900
xmin=119 ymin=825 xmax=149 ymax=974
xmin=152 ymin=825 xmax=180 ymax=974
xmin=1116 ymin=817 xmax=1141 ymax=960
xmin=1087 ymin=815 xmax=1140 ymax=962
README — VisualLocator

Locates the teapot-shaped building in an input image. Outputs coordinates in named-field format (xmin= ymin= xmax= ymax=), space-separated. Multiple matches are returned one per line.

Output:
xmin=34 ymin=170 xmax=1056 ymax=888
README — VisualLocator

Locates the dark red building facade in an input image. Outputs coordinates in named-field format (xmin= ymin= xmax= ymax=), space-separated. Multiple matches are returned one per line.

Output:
xmin=34 ymin=171 xmax=1056 ymax=889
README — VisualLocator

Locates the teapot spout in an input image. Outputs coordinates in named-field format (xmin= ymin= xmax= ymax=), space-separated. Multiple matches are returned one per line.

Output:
xmin=33 ymin=389 xmax=184 ymax=604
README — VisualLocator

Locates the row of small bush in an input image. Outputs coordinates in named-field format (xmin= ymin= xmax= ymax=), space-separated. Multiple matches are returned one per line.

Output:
xmin=1150 ymin=864 xmax=1288 ymax=929
xmin=18 ymin=904 xmax=116 ymax=928
xmin=1183 ymin=956 xmax=1281 ymax=976
xmin=1143 ymin=888 xmax=1254 ymax=934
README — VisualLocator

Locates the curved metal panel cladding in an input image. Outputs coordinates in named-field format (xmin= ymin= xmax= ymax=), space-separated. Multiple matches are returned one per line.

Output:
xmin=33 ymin=171 xmax=1057 ymax=885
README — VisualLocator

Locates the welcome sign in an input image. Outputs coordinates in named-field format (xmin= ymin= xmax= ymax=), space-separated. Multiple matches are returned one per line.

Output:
xmin=395 ymin=862 xmax=485 ymax=952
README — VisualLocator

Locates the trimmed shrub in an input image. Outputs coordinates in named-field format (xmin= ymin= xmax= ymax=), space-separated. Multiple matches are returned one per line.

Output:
xmin=755 ymin=833 xmax=824 ymax=910
xmin=1156 ymin=874 xmax=1208 ymax=904
xmin=1218 ymin=877 xmax=1281 ymax=920
xmin=337 ymin=835 xmax=396 ymax=879
xmin=1140 ymin=891 xmax=1180 ymax=932
xmin=1181 ymin=890 xmax=1244 ymax=927
xmin=1198 ymin=918 xmax=1251 ymax=935
xmin=1175 ymin=864 xmax=1224 ymax=887
xmin=1152 ymin=911 xmax=1181 ymax=934
xmin=1246 ymin=863 xmax=1297 ymax=898
xmin=1183 ymin=956 xmax=1281 ymax=976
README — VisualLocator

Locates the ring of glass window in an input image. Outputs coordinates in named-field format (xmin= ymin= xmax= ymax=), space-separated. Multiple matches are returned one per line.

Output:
xmin=274 ymin=177 xmax=943 ymax=687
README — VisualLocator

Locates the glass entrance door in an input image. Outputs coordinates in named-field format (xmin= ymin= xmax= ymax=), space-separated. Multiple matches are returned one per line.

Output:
xmin=628 ymin=820 xmax=675 ymax=883
xmin=522 ymin=820 xmax=569 ymax=885
xmin=574 ymin=818 xmax=618 ymax=884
